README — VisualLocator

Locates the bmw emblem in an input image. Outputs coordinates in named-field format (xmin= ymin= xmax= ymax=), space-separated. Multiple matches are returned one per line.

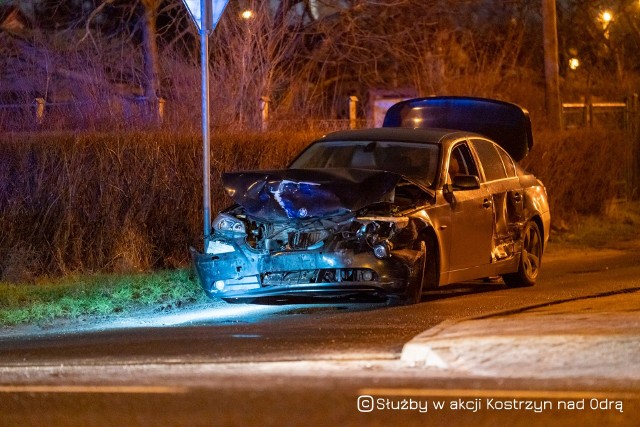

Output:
xmin=298 ymin=207 xmax=308 ymax=218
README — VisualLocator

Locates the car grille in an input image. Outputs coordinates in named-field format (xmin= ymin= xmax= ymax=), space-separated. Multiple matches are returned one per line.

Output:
xmin=288 ymin=230 xmax=329 ymax=249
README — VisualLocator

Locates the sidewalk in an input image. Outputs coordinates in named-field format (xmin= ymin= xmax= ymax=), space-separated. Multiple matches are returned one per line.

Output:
xmin=401 ymin=289 xmax=640 ymax=380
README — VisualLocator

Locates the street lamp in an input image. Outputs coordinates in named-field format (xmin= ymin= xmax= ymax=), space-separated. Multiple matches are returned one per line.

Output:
xmin=241 ymin=9 xmax=254 ymax=20
xmin=599 ymin=10 xmax=613 ymax=39
xmin=568 ymin=57 xmax=580 ymax=70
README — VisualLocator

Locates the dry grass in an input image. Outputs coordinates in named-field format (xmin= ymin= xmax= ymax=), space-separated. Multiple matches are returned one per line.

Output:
xmin=0 ymin=127 xmax=632 ymax=280
xmin=522 ymin=128 xmax=630 ymax=221
xmin=0 ymin=130 xmax=315 ymax=280
xmin=552 ymin=201 xmax=640 ymax=248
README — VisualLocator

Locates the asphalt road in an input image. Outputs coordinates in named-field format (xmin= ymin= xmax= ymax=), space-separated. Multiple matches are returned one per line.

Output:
xmin=1 ymin=243 xmax=639 ymax=426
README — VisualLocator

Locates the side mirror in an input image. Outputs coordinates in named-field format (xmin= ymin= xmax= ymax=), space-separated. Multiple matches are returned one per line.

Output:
xmin=452 ymin=175 xmax=481 ymax=190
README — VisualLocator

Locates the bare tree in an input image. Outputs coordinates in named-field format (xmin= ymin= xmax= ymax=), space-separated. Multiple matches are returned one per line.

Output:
xmin=285 ymin=0 xmax=537 ymax=118
xmin=208 ymin=0 xmax=316 ymax=128
xmin=140 ymin=0 xmax=161 ymax=119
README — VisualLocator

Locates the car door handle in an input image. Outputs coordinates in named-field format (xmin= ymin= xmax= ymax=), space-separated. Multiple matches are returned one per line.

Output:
xmin=512 ymin=192 xmax=522 ymax=202
xmin=482 ymin=198 xmax=492 ymax=208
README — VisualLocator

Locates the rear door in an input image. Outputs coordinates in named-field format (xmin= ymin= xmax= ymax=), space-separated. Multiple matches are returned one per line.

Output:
xmin=469 ymin=138 xmax=524 ymax=261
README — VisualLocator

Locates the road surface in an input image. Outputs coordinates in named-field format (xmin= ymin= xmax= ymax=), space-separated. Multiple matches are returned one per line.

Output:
xmin=1 ymin=243 xmax=639 ymax=426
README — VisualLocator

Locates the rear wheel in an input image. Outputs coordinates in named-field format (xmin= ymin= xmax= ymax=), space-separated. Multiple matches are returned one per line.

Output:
xmin=503 ymin=220 xmax=542 ymax=287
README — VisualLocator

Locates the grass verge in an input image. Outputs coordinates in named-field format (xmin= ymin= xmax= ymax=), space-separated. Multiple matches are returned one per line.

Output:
xmin=0 ymin=269 xmax=207 ymax=327
xmin=1 ymin=203 xmax=639 ymax=329
xmin=551 ymin=201 xmax=640 ymax=249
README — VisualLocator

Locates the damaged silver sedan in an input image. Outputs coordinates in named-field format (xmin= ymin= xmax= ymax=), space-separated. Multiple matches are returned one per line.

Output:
xmin=190 ymin=97 xmax=550 ymax=304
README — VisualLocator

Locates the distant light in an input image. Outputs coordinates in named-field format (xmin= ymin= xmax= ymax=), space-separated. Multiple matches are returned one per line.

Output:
xmin=601 ymin=11 xmax=613 ymax=24
xmin=568 ymin=58 xmax=580 ymax=70
xmin=241 ymin=9 xmax=254 ymax=20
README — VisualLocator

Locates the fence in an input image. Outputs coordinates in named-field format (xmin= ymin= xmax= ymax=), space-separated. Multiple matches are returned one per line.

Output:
xmin=259 ymin=96 xmax=367 ymax=132
xmin=0 ymin=96 xmax=364 ymax=133
xmin=561 ymin=96 xmax=637 ymax=131
xmin=562 ymin=94 xmax=640 ymax=200
xmin=265 ymin=119 xmax=370 ymax=133
xmin=0 ymin=97 xmax=166 ymax=131
xmin=3 ymin=94 xmax=639 ymax=199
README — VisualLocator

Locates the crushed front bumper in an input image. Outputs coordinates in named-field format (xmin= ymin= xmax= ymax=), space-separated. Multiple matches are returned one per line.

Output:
xmin=190 ymin=241 xmax=420 ymax=302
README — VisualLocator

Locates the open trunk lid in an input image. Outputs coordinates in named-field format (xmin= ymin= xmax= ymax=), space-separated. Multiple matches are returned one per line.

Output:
xmin=383 ymin=96 xmax=533 ymax=161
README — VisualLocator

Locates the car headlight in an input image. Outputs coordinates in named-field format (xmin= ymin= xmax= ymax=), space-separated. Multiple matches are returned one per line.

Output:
xmin=213 ymin=213 xmax=246 ymax=234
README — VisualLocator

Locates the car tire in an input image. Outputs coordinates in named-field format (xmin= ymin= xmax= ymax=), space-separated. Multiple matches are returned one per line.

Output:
xmin=402 ymin=240 xmax=427 ymax=305
xmin=393 ymin=235 xmax=439 ymax=305
xmin=422 ymin=234 xmax=439 ymax=291
xmin=503 ymin=220 xmax=542 ymax=287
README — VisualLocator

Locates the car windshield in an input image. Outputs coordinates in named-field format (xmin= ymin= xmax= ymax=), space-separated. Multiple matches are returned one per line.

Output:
xmin=290 ymin=140 xmax=440 ymax=188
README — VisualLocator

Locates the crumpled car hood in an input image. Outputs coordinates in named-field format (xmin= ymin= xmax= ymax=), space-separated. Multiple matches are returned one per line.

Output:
xmin=222 ymin=168 xmax=402 ymax=221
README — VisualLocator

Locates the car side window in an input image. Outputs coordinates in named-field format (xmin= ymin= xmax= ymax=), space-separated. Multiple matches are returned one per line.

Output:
xmin=448 ymin=143 xmax=479 ymax=182
xmin=471 ymin=138 xmax=508 ymax=182
xmin=496 ymin=145 xmax=517 ymax=178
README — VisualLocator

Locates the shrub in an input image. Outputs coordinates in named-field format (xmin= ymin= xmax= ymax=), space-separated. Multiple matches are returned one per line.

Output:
xmin=0 ymin=127 xmax=629 ymax=279
xmin=0 ymin=131 xmax=314 ymax=279
xmin=521 ymin=128 xmax=628 ymax=220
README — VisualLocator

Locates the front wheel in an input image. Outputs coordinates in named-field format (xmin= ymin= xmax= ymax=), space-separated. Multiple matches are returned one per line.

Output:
xmin=402 ymin=240 xmax=427 ymax=305
xmin=393 ymin=235 xmax=439 ymax=305
xmin=503 ymin=220 xmax=542 ymax=287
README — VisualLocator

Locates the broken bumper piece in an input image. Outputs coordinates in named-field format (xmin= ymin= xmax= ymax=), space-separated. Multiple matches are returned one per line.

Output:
xmin=189 ymin=243 xmax=416 ymax=302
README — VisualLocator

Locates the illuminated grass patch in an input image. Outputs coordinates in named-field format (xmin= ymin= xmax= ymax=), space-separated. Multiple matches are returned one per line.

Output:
xmin=0 ymin=269 xmax=207 ymax=327
xmin=553 ymin=202 xmax=640 ymax=248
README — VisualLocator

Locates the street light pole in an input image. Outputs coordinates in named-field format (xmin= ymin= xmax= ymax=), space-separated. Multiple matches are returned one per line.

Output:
xmin=542 ymin=0 xmax=562 ymax=130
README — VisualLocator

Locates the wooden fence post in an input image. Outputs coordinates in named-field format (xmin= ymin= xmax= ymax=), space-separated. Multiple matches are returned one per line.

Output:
xmin=35 ymin=98 xmax=45 ymax=125
xmin=260 ymin=96 xmax=271 ymax=132
xmin=349 ymin=96 xmax=358 ymax=129
xmin=158 ymin=97 xmax=166 ymax=122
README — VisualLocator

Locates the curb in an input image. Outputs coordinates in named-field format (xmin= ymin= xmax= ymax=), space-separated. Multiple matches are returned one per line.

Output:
xmin=400 ymin=288 xmax=640 ymax=379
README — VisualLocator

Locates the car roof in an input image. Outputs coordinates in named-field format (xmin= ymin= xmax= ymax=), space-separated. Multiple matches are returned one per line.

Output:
xmin=319 ymin=127 xmax=472 ymax=145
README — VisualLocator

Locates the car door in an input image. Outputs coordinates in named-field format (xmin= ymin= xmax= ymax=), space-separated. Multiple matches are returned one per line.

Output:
xmin=469 ymin=138 xmax=524 ymax=261
xmin=446 ymin=142 xmax=494 ymax=272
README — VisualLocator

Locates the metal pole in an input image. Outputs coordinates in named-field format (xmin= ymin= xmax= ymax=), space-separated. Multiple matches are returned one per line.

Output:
xmin=201 ymin=1 xmax=212 ymax=247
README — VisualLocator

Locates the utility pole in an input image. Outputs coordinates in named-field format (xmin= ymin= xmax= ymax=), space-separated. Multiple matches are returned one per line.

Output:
xmin=542 ymin=0 xmax=562 ymax=130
